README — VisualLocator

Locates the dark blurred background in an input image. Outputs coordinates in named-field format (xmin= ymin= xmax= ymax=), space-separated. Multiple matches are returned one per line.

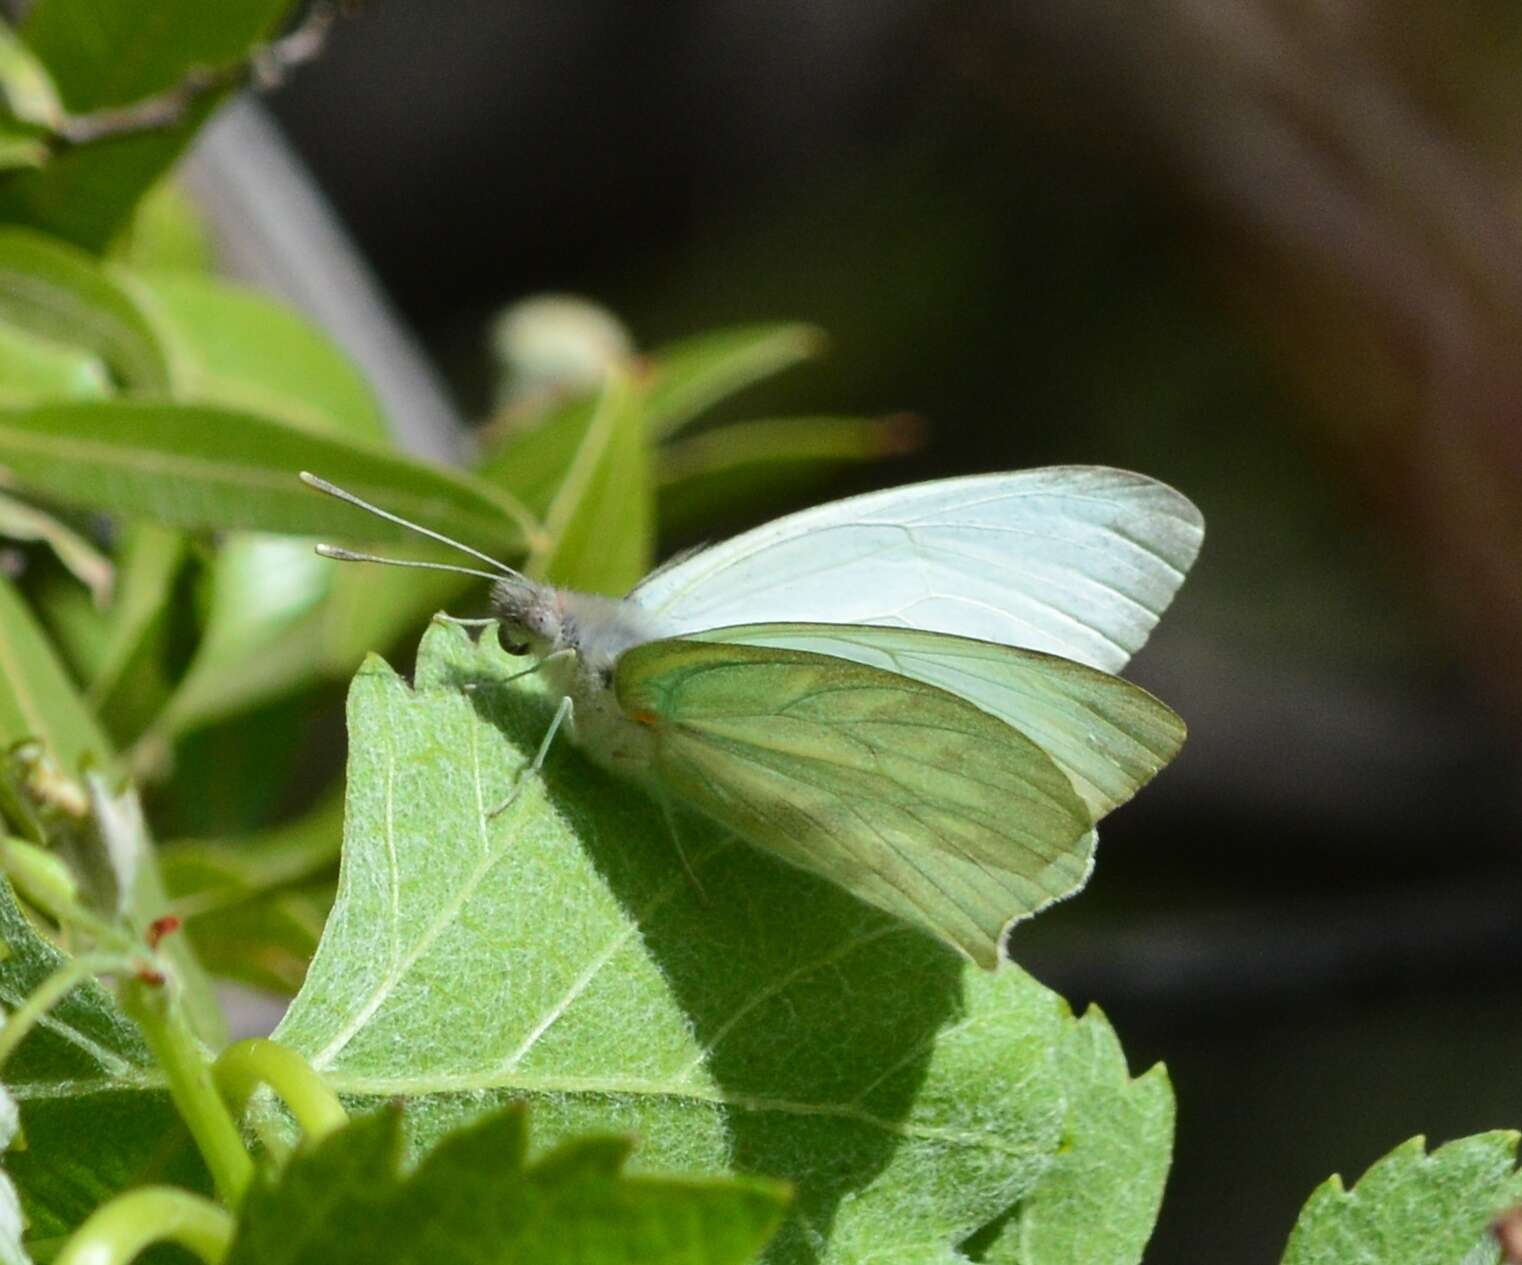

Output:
xmin=250 ymin=3 xmax=1522 ymax=1259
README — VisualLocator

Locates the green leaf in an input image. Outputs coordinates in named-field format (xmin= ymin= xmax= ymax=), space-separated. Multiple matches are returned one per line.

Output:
xmin=87 ymin=520 xmax=186 ymax=742
xmin=0 ymin=228 xmax=169 ymax=389
xmin=0 ymin=22 xmax=63 ymax=130
xmin=0 ymin=574 xmax=114 ymax=779
xmin=1281 ymin=1133 xmax=1522 ymax=1265
xmin=0 ymin=317 xmax=109 ymax=403
xmin=0 ymin=877 xmax=193 ymax=1250
xmin=226 ymin=1102 xmax=789 ymax=1265
xmin=105 ymin=178 xmax=214 ymax=272
xmin=318 ymin=562 xmax=475 ymax=681
xmin=25 ymin=568 xmax=108 ymax=688
xmin=0 ymin=130 xmax=47 ymax=175
xmin=171 ymin=879 xmax=329 ymax=996
xmin=271 ymin=624 xmax=1098 ymax=1263
xmin=0 ymin=578 xmax=220 ymax=1040
xmin=476 ymin=393 xmax=599 ymax=518
xmin=119 ymin=263 xmax=395 ymax=729
xmin=150 ymin=534 xmax=334 ymax=739
xmin=536 ymin=373 xmax=654 ymax=594
xmin=972 ymin=1007 xmax=1172 ymax=1265
xmin=657 ymin=413 xmax=920 ymax=538
xmin=643 ymin=323 xmax=825 ymax=441
xmin=121 ymin=270 xmax=388 ymax=439
xmin=0 ymin=399 xmax=537 ymax=552
xmin=1 ymin=0 xmax=296 ymax=249
xmin=0 ymin=490 xmax=111 ymax=604
xmin=161 ymin=792 xmax=342 ymax=993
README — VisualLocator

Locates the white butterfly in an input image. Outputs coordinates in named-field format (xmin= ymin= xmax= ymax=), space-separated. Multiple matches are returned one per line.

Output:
xmin=305 ymin=465 xmax=1202 ymax=969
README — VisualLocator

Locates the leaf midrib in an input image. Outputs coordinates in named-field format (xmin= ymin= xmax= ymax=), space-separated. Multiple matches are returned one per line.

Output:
xmin=321 ymin=1068 xmax=1032 ymax=1156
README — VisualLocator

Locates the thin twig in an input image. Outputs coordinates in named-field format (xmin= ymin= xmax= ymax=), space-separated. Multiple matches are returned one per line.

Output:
xmin=54 ymin=2 xmax=345 ymax=146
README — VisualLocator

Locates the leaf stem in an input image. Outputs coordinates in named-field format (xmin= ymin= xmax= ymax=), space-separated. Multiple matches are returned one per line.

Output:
xmin=0 ymin=952 xmax=130 ymax=1070
xmin=119 ymin=978 xmax=253 ymax=1206
xmin=53 ymin=1186 xmax=233 ymax=1265
xmin=213 ymin=1038 xmax=348 ymax=1145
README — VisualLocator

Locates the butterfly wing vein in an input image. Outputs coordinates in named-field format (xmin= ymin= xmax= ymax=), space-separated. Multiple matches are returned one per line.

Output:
xmin=617 ymin=640 xmax=1096 ymax=968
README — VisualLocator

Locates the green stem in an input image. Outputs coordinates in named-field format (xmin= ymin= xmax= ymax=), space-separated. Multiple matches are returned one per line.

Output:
xmin=53 ymin=1186 xmax=233 ymax=1265
xmin=213 ymin=1037 xmax=348 ymax=1145
xmin=120 ymin=978 xmax=253 ymax=1206
xmin=0 ymin=953 xmax=129 ymax=1070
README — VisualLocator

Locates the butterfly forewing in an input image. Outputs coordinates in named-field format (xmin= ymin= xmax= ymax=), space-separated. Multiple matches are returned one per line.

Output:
xmin=628 ymin=466 xmax=1204 ymax=674
xmin=615 ymin=638 xmax=1095 ymax=968
xmin=684 ymin=623 xmax=1186 ymax=820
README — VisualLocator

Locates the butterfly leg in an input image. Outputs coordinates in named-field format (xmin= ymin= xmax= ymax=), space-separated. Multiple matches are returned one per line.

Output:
xmin=657 ymin=795 xmax=709 ymax=905
xmin=487 ymin=694 xmax=573 ymax=819
xmin=431 ymin=614 xmax=498 ymax=628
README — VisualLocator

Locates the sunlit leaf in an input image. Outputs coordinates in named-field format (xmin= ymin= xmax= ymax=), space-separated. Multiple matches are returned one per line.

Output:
xmin=972 ymin=1007 xmax=1173 ymax=1265
xmin=1281 ymin=1133 xmax=1522 ymax=1265
xmin=270 ymin=624 xmax=1147 ymax=1263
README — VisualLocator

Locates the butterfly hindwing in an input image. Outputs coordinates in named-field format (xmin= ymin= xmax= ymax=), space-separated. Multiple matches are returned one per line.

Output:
xmin=684 ymin=622 xmax=1186 ymax=820
xmin=614 ymin=637 xmax=1095 ymax=969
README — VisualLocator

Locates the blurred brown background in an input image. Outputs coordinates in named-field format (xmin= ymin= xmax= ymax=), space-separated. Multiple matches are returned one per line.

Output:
xmin=256 ymin=4 xmax=1522 ymax=1259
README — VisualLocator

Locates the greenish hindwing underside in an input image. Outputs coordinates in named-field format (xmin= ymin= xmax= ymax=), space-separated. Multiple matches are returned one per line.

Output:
xmin=615 ymin=638 xmax=1095 ymax=969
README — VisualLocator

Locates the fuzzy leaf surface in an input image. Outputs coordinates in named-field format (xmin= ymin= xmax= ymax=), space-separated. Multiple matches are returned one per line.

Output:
xmin=1281 ymin=1133 xmax=1522 ymax=1265
xmin=272 ymin=624 xmax=1126 ymax=1263
xmin=226 ymin=1102 xmax=788 ymax=1265
xmin=974 ymin=1007 xmax=1172 ymax=1265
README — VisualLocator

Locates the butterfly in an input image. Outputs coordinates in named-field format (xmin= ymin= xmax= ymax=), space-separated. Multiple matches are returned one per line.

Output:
xmin=303 ymin=465 xmax=1203 ymax=969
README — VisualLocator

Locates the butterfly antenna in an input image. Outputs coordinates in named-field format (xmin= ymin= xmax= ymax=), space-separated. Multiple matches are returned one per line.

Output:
xmin=300 ymin=471 xmax=525 ymax=579
xmin=313 ymin=545 xmax=504 ymax=584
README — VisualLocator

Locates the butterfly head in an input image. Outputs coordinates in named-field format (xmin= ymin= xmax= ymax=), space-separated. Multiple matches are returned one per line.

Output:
xmin=491 ymin=577 xmax=564 ymax=656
